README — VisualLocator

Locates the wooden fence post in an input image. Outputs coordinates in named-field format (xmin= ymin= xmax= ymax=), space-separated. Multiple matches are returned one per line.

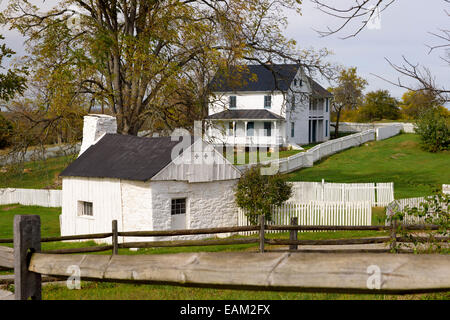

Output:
xmin=112 ymin=220 xmax=119 ymax=255
xmin=14 ymin=215 xmax=41 ymax=300
xmin=289 ymin=217 xmax=298 ymax=251
xmin=390 ymin=219 xmax=398 ymax=251
xmin=259 ymin=215 xmax=265 ymax=253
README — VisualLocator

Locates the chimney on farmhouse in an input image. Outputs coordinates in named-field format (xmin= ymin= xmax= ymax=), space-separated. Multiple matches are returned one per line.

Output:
xmin=79 ymin=114 xmax=117 ymax=156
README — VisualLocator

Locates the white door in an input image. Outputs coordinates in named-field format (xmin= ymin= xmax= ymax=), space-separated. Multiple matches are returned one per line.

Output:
xmin=171 ymin=198 xmax=187 ymax=230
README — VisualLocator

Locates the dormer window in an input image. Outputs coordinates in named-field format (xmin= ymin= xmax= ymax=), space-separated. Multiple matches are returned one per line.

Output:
xmin=264 ymin=95 xmax=272 ymax=109
xmin=299 ymin=79 xmax=303 ymax=86
xmin=229 ymin=96 xmax=236 ymax=109
xmin=294 ymin=79 xmax=297 ymax=86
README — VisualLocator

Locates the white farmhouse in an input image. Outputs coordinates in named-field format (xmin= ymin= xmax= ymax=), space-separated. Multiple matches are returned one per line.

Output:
xmin=60 ymin=115 xmax=241 ymax=242
xmin=205 ymin=64 xmax=333 ymax=148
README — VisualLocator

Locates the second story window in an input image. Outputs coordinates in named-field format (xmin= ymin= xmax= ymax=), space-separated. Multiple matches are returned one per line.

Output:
xmin=264 ymin=95 xmax=272 ymax=109
xmin=246 ymin=122 xmax=254 ymax=136
xmin=326 ymin=98 xmax=329 ymax=112
xmin=229 ymin=96 xmax=236 ymax=109
xmin=291 ymin=95 xmax=295 ymax=107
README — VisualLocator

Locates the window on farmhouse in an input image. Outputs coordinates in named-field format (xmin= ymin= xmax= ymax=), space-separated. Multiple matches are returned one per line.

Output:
xmin=78 ymin=201 xmax=93 ymax=217
xmin=229 ymin=96 xmax=236 ymax=109
xmin=171 ymin=198 xmax=186 ymax=215
xmin=264 ymin=95 xmax=272 ymax=108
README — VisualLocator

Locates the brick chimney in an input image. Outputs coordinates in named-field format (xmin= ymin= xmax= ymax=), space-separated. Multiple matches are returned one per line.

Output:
xmin=79 ymin=114 xmax=117 ymax=156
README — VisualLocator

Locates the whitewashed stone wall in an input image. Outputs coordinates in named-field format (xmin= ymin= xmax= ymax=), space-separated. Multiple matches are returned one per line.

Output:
xmin=62 ymin=176 xmax=239 ymax=243
xmin=120 ymin=180 xmax=153 ymax=243
xmin=150 ymin=179 xmax=239 ymax=241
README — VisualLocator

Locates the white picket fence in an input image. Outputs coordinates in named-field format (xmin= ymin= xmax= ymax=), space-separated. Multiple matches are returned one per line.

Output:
xmin=289 ymin=181 xmax=394 ymax=207
xmin=333 ymin=122 xmax=415 ymax=134
xmin=0 ymin=188 xmax=62 ymax=207
xmin=237 ymin=125 xmax=402 ymax=175
xmin=237 ymin=129 xmax=377 ymax=174
xmin=237 ymin=201 xmax=372 ymax=235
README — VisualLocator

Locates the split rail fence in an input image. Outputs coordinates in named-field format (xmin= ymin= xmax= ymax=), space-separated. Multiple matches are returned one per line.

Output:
xmin=1 ymin=215 xmax=449 ymax=300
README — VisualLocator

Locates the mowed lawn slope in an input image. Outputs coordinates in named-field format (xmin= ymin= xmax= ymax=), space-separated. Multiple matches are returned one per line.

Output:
xmin=286 ymin=134 xmax=449 ymax=199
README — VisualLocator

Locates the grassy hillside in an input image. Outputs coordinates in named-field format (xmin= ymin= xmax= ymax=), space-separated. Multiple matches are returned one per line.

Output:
xmin=286 ymin=134 xmax=449 ymax=199
xmin=0 ymin=155 xmax=74 ymax=189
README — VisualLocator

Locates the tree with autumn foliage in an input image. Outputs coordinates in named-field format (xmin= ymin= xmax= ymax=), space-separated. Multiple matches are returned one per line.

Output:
xmin=2 ymin=0 xmax=333 ymax=137
xmin=328 ymin=67 xmax=367 ymax=138
xmin=358 ymin=90 xmax=400 ymax=122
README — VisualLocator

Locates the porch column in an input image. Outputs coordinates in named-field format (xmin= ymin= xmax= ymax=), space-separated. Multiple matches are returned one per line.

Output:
xmin=244 ymin=121 xmax=248 ymax=143
xmin=273 ymin=121 xmax=277 ymax=145
xmin=232 ymin=120 xmax=236 ymax=145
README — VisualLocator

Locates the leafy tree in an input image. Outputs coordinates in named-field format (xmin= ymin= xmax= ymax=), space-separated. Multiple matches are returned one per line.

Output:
xmin=329 ymin=67 xmax=367 ymax=137
xmin=235 ymin=165 xmax=292 ymax=225
xmin=414 ymin=108 xmax=449 ymax=152
xmin=400 ymin=90 xmax=442 ymax=120
xmin=0 ymin=34 xmax=27 ymax=102
xmin=0 ymin=112 xmax=13 ymax=149
xmin=3 ymin=0 xmax=332 ymax=136
xmin=358 ymin=90 xmax=400 ymax=122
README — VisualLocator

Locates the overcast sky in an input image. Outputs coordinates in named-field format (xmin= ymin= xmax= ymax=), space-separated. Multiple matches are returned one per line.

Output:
xmin=1 ymin=0 xmax=449 ymax=100
xmin=284 ymin=0 xmax=450 ymax=99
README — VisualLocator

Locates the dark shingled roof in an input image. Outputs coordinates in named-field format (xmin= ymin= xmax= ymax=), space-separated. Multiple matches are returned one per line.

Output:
xmin=60 ymin=134 xmax=190 ymax=181
xmin=210 ymin=64 xmax=297 ymax=92
xmin=205 ymin=109 xmax=284 ymax=120
xmin=210 ymin=64 xmax=332 ymax=97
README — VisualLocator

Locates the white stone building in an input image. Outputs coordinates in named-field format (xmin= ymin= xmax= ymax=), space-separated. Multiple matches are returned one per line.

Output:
xmin=60 ymin=115 xmax=241 ymax=243
xmin=205 ymin=64 xmax=333 ymax=148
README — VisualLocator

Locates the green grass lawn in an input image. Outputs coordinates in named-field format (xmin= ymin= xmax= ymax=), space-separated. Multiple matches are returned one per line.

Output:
xmin=286 ymin=134 xmax=450 ymax=199
xmin=0 ymin=155 xmax=75 ymax=189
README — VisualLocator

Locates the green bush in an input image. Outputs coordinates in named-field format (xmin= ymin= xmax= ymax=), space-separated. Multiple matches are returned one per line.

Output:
xmin=414 ymin=109 xmax=449 ymax=152
xmin=235 ymin=165 xmax=292 ymax=225
xmin=0 ymin=113 xmax=13 ymax=149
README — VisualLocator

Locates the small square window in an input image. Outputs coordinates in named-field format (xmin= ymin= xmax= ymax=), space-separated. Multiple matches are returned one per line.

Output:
xmin=78 ymin=201 xmax=93 ymax=217
xmin=171 ymin=198 xmax=186 ymax=215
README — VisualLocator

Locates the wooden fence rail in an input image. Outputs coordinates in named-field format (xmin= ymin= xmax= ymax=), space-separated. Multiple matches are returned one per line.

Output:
xmin=1 ymin=215 xmax=449 ymax=300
